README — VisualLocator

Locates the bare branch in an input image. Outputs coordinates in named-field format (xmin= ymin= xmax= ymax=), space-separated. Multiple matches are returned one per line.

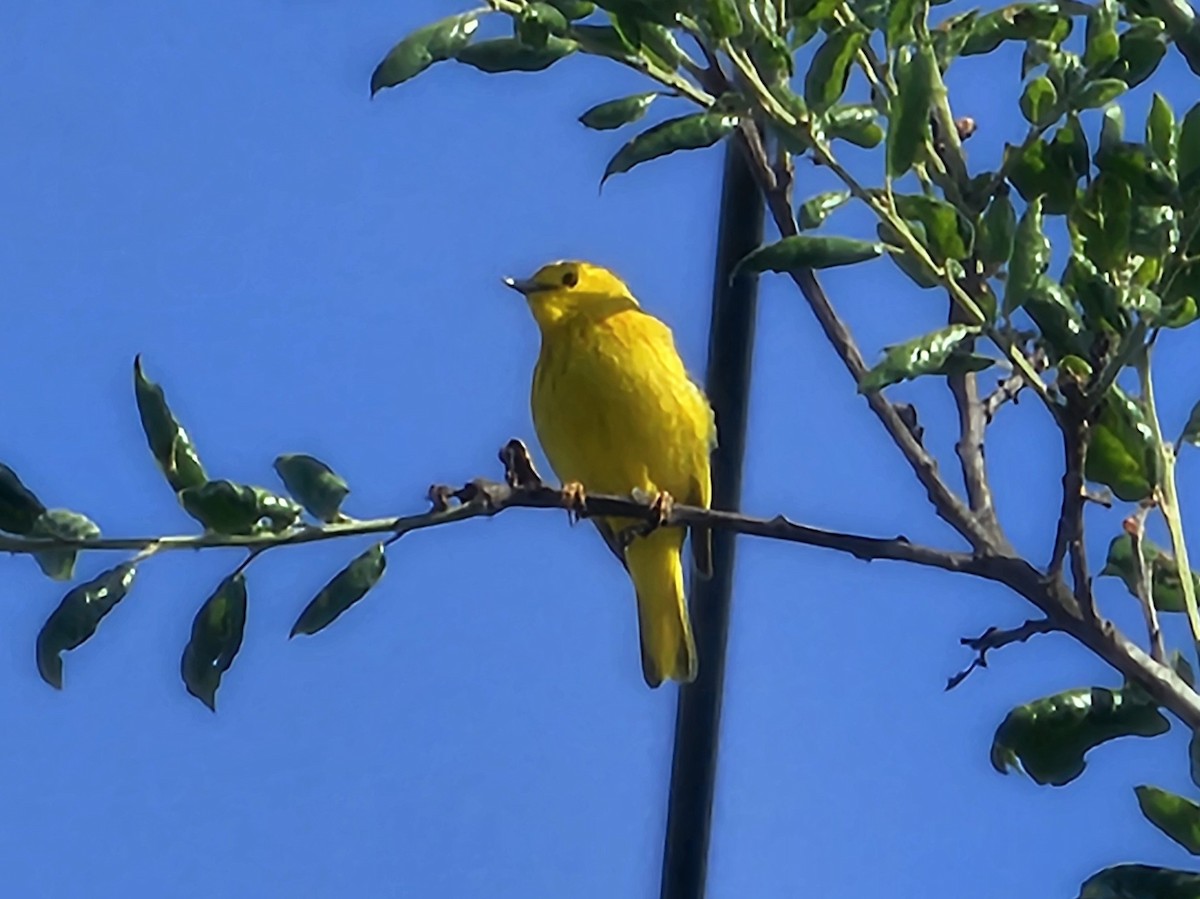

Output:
xmin=1126 ymin=507 xmax=1167 ymax=664
xmin=946 ymin=617 xmax=1058 ymax=690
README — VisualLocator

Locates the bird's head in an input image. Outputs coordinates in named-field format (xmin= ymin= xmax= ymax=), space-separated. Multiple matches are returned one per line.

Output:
xmin=505 ymin=260 xmax=638 ymax=328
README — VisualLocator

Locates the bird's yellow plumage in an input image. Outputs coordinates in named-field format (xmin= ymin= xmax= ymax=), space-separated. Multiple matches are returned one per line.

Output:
xmin=506 ymin=260 xmax=716 ymax=687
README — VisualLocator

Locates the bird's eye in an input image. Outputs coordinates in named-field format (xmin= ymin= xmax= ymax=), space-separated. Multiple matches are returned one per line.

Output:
xmin=561 ymin=270 xmax=579 ymax=287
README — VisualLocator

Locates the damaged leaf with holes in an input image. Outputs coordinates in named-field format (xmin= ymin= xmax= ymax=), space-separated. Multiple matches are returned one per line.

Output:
xmin=859 ymin=325 xmax=992 ymax=393
xmin=291 ymin=543 xmax=387 ymax=637
xmin=991 ymin=685 xmax=1170 ymax=786
xmin=182 ymin=573 xmax=248 ymax=712
xmin=37 ymin=563 xmax=137 ymax=690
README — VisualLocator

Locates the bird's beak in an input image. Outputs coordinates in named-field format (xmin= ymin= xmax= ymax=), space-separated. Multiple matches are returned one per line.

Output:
xmin=503 ymin=276 xmax=541 ymax=296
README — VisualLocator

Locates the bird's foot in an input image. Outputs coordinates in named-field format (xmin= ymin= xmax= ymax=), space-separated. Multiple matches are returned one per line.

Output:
xmin=626 ymin=488 xmax=674 ymax=542
xmin=561 ymin=481 xmax=588 ymax=525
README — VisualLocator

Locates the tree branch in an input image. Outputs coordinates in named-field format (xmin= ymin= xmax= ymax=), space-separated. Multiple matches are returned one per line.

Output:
xmin=945 ymin=617 xmax=1058 ymax=690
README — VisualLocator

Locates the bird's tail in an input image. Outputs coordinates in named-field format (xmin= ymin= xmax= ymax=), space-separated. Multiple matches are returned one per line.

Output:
xmin=625 ymin=527 xmax=698 ymax=688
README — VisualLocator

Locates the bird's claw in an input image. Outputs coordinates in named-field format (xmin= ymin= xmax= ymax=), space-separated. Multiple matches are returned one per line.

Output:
xmin=562 ymin=481 xmax=588 ymax=525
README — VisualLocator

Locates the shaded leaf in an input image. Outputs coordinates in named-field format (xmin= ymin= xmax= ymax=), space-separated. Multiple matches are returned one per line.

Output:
xmin=804 ymin=27 xmax=865 ymax=113
xmin=887 ymin=43 xmax=934 ymax=178
xmin=0 ymin=462 xmax=46 ymax=535
xmin=1080 ymin=864 xmax=1200 ymax=899
xmin=859 ymin=324 xmax=988 ymax=392
xmin=886 ymin=0 xmax=918 ymax=47
xmin=291 ymin=543 xmax=388 ymax=637
xmin=1147 ymin=93 xmax=1176 ymax=164
xmin=978 ymin=187 xmax=1016 ymax=268
xmin=961 ymin=3 xmax=1073 ymax=56
xmin=990 ymin=685 xmax=1169 ymax=786
xmin=579 ymin=92 xmax=657 ymax=130
xmin=1004 ymin=195 xmax=1048 ymax=314
xmin=931 ymin=10 xmax=978 ymax=69
xmin=370 ymin=12 xmax=481 ymax=95
xmin=798 ymin=190 xmax=852 ymax=230
xmin=893 ymin=194 xmax=974 ymax=261
xmin=1095 ymin=142 xmax=1179 ymax=206
xmin=1137 ymin=786 xmax=1200 ymax=855
xmin=734 ymin=235 xmax=882 ymax=277
xmin=1180 ymin=103 xmax=1200 ymax=195
xmin=133 ymin=356 xmax=208 ymax=494
xmin=547 ymin=0 xmax=595 ymax=18
xmin=180 ymin=480 xmax=302 ymax=535
xmin=1100 ymin=533 xmax=1199 ymax=613
xmin=273 ymin=454 xmax=350 ymax=523
xmin=36 ymin=563 xmax=136 ymax=690
xmin=181 ymin=573 xmax=248 ymax=712
xmin=1110 ymin=19 xmax=1168 ymax=89
xmin=1007 ymin=136 xmax=1077 ymax=214
xmin=1182 ymin=400 xmax=1200 ymax=445
xmin=1074 ymin=77 xmax=1126 ymax=110
xmin=30 ymin=509 xmax=100 ymax=582
xmin=455 ymin=36 xmax=576 ymax=73
xmin=1086 ymin=387 xmax=1157 ymax=502
xmin=601 ymin=112 xmax=739 ymax=183
xmin=1083 ymin=0 xmax=1119 ymax=71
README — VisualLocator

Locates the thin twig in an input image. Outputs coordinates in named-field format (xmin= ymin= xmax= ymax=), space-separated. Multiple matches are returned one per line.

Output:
xmin=946 ymin=617 xmax=1058 ymax=690
xmin=1126 ymin=508 xmax=1166 ymax=664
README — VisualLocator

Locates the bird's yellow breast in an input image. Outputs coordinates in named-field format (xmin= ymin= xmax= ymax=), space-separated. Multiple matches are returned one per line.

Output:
xmin=531 ymin=304 xmax=713 ymax=505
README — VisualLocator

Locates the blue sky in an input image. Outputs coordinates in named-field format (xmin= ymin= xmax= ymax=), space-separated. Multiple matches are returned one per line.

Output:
xmin=3 ymin=2 xmax=1200 ymax=896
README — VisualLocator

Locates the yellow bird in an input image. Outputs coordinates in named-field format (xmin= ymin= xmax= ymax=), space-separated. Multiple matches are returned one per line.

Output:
xmin=505 ymin=260 xmax=716 ymax=687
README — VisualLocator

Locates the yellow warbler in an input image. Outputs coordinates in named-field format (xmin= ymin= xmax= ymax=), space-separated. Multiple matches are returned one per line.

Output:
xmin=505 ymin=260 xmax=715 ymax=687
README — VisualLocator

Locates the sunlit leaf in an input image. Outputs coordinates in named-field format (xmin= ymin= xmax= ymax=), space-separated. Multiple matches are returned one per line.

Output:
xmin=30 ymin=509 xmax=100 ymax=581
xmin=1100 ymin=533 xmax=1199 ymax=613
xmin=1020 ymin=75 xmax=1059 ymax=126
xmin=578 ymin=92 xmax=657 ymax=130
xmin=798 ymin=190 xmax=852 ymax=230
xmin=991 ymin=685 xmax=1169 ymax=786
xmin=370 ymin=12 xmax=481 ymax=95
xmin=887 ymin=43 xmax=934 ymax=177
xmin=824 ymin=104 xmax=884 ymax=148
xmin=134 ymin=356 xmax=208 ymax=494
xmin=1083 ymin=0 xmax=1118 ymax=71
xmin=733 ymin=235 xmax=883 ymax=277
xmin=804 ymin=26 xmax=866 ymax=112
xmin=180 ymin=480 xmax=302 ymax=535
xmin=859 ymin=324 xmax=990 ymax=392
xmin=1086 ymin=387 xmax=1157 ymax=502
xmin=601 ymin=112 xmax=739 ymax=184
xmin=1004 ymin=195 xmax=1048 ymax=314
xmin=893 ymin=194 xmax=974 ymax=261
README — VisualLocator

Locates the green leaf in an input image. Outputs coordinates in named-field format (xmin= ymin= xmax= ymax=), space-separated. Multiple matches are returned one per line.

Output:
xmin=0 ymin=462 xmax=46 ymax=535
xmin=1137 ymin=786 xmax=1200 ymax=855
xmin=1182 ymin=399 xmax=1200 ymax=445
xmin=547 ymin=0 xmax=595 ymax=19
xmin=1177 ymin=103 xmax=1200 ymax=195
xmin=990 ymin=685 xmax=1170 ymax=786
xmin=824 ymin=104 xmax=884 ymax=147
xmin=36 ymin=563 xmax=136 ymax=690
xmin=1130 ymin=204 xmax=1179 ymax=260
xmin=369 ymin=12 xmax=481 ymax=95
xmin=1074 ymin=77 xmax=1127 ymax=110
xmin=455 ymin=36 xmax=576 ymax=73
xmin=886 ymin=0 xmax=917 ymax=48
xmin=1147 ymin=93 xmax=1177 ymax=164
xmin=804 ymin=26 xmax=865 ymax=113
xmin=887 ymin=43 xmax=934 ymax=178
xmin=180 ymin=480 xmax=302 ymax=535
xmin=859 ymin=324 xmax=989 ymax=392
xmin=517 ymin=3 xmax=570 ymax=47
xmin=1003 ymin=195 xmax=1048 ymax=314
xmin=133 ymin=356 xmax=208 ymax=494
xmin=893 ymin=194 xmax=974 ymax=261
xmin=931 ymin=10 xmax=978 ymax=69
xmin=1111 ymin=19 xmax=1167 ymax=89
xmin=1095 ymin=142 xmax=1179 ymax=207
xmin=978 ymin=188 xmax=1017 ymax=268
xmin=1007 ymin=136 xmax=1078 ymax=215
xmin=798 ymin=190 xmax=852 ymax=229
xmin=601 ymin=112 xmax=740 ymax=183
xmin=290 ymin=543 xmax=388 ymax=637
xmin=1025 ymin=281 xmax=1086 ymax=357
xmin=1080 ymin=864 xmax=1200 ymax=899
xmin=1086 ymin=386 xmax=1157 ymax=502
xmin=1020 ymin=75 xmax=1059 ymax=126
xmin=1100 ymin=103 xmax=1124 ymax=153
xmin=1070 ymin=173 xmax=1132 ymax=272
xmin=1083 ymin=0 xmax=1119 ymax=71
xmin=1100 ymin=533 xmax=1200 ymax=613
xmin=733 ymin=235 xmax=882 ymax=277
xmin=698 ymin=0 xmax=743 ymax=39
xmin=181 ymin=573 xmax=248 ymax=712
xmin=30 ymin=509 xmax=100 ymax=582
xmin=961 ymin=3 xmax=1073 ymax=56
xmin=579 ymin=92 xmax=658 ymax=130
xmin=273 ymin=454 xmax=350 ymax=523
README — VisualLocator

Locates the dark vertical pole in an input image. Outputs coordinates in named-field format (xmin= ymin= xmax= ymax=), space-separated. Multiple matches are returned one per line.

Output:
xmin=659 ymin=143 xmax=763 ymax=899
